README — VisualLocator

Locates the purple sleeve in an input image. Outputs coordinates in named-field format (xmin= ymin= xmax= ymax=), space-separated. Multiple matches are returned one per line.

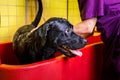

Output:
xmin=78 ymin=0 xmax=104 ymax=20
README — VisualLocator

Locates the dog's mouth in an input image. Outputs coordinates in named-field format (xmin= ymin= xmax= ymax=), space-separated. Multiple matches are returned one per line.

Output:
xmin=58 ymin=45 xmax=82 ymax=57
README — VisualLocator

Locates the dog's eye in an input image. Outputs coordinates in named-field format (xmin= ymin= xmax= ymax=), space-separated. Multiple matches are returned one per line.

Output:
xmin=65 ymin=29 xmax=70 ymax=34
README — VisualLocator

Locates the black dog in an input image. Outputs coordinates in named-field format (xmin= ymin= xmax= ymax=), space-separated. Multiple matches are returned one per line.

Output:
xmin=13 ymin=1 xmax=87 ymax=64
xmin=13 ymin=17 xmax=87 ymax=64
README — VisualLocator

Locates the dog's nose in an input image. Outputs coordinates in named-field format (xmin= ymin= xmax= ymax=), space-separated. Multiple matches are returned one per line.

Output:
xmin=83 ymin=39 xmax=87 ymax=44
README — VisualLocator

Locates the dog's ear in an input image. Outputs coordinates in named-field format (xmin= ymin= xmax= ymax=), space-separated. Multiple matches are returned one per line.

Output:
xmin=38 ymin=23 xmax=51 ymax=47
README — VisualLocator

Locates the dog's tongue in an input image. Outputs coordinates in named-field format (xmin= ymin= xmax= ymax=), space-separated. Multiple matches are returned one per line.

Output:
xmin=70 ymin=49 xmax=82 ymax=57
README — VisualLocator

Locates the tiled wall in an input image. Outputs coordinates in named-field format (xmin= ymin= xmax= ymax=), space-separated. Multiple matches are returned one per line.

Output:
xmin=68 ymin=0 xmax=81 ymax=24
xmin=41 ymin=0 xmax=81 ymax=24
xmin=0 ymin=0 xmax=37 ymax=43
xmin=0 ymin=0 xmax=81 ymax=43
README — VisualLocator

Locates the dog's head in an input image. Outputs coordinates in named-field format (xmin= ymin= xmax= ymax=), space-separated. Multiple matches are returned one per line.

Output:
xmin=39 ymin=17 xmax=87 ymax=57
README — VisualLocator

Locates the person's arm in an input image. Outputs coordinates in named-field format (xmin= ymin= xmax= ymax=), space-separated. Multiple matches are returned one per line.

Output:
xmin=74 ymin=18 xmax=97 ymax=38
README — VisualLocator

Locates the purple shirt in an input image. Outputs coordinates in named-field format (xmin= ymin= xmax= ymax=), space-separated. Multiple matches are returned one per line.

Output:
xmin=78 ymin=0 xmax=120 ymax=79
xmin=78 ymin=0 xmax=120 ymax=19
xmin=78 ymin=0 xmax=120 ymax=46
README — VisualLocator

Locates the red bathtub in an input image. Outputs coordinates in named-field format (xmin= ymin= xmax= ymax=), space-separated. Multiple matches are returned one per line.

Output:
xmin=0 ymin=40 xmax=103 ymax=80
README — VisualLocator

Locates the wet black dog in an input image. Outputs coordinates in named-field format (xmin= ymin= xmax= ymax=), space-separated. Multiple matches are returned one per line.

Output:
xmin=13 ymin=0 xmax=87 ymax=64
xmin=13 ymin=17 xmax=87 ymax=64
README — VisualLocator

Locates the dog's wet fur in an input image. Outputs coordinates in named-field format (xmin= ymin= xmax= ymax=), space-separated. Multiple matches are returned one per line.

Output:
xmin=13 ymin=0 xmax=87 ymax=64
